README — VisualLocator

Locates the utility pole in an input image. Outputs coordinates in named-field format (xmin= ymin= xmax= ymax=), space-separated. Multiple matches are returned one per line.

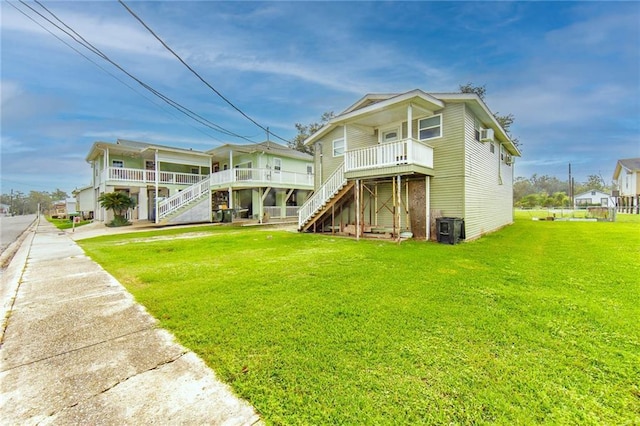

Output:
xmin=568 ymin=164 xmax=572 ymax=207
xmin=10 ymin=188 xmax=13 ymax=216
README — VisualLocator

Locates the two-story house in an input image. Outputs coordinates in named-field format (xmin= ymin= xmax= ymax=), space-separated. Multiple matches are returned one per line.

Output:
xmin=206 ymin=141 xmax=314 ymax=222
xmin=86 ymin=139 xmax=314 ymax=225
xmin=298 ymin=89 xmax=521 ymax=241
xmin=613 ymin=158 xmax=640 ymax=214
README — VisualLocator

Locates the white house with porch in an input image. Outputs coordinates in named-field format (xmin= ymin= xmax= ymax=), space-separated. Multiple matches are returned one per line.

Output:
xmin=85 ymin=139 xmax=313 ymax=225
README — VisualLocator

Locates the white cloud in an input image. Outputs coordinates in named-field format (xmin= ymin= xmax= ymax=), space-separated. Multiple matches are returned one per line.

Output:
xmin=0 ymin=136 xmax=37 ymax=154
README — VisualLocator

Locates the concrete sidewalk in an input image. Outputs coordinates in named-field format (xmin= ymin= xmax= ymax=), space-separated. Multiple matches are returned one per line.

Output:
xmin=0 ymin=218 xmax=261 ymax=425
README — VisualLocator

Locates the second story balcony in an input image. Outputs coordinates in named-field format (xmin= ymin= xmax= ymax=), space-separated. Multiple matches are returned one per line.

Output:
xmin=210 ymin=168 xmax=314 ymax=190
xmin=344 ymin=138 xmax=434 ymax=179
xmin=102 ymin=167 xmax=207 ymax=186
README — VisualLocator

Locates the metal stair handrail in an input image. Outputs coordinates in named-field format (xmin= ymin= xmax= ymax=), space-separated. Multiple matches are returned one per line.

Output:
xmin=157 ymin=177 xmax=210 ymax=220
xmin=298 ymin=163 xmax=346 ymax=229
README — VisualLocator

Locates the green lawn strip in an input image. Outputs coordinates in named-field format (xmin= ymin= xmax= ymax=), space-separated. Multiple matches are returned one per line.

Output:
xmin=79 ymin=220 xmax=640 ymax=424
xmin=46 ymin=217 xmax=92 ymax=229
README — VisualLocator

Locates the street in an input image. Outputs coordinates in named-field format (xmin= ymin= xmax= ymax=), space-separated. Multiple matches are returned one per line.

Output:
xmin=0 ymin=214 xmax=37 ymax=254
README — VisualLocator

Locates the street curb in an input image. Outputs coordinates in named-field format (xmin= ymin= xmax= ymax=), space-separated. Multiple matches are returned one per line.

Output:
xmin=1 ymin=216 xmax=39 ymax=344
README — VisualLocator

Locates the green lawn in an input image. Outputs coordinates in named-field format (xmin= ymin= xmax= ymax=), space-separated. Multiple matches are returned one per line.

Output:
xmin=79 ymin=218 xmax=640 ymax=424
xmin=46 ymin=217 xmax=92 ymax=229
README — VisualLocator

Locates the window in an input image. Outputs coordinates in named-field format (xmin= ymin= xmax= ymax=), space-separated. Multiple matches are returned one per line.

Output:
xmin=380 ymin=127 xmax=400 ymax=143
xmin=112 ymin=160 xmax=124 ymax=168
xmin=191 ymin=167 xmax=199 ymax=174
xmin=273 ymin=158 xmax=282 ymax=172
xmin=418 ymin=115 xmax=442 ymax=140
xmin=333 ymin=138 xmax=345 ymax=157
xmin=145 ymin=161 xmax=155 ymax=170
xmin=490 ymin=143 xmax=495 ymax=154
xmin=307 ymin=164 xmax=313 ymax=175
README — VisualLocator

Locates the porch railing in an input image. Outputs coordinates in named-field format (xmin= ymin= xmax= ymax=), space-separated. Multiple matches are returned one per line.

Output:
xmin=298 ymin=163 xmax=346 ymax=229
xmin=210 ymin=168 xmax=313 ymax=188
xmin=104 ymin=167 xmax=206 ymax=185
xmin=264 ymin=205 xmax=300 ymax=219
xmin=157 ymin=177 xmax=211 ymax=220
xmin=344 ymin=138 xmax=433 ymax=172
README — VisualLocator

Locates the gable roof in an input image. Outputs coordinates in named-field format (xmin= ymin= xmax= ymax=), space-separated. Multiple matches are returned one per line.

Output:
xmin=304 ymin=89 xmax=521 ymax=156
xmin=206 ymin=141 xmax=312 ymax=161
xmin=613 ymin=157 xmax=640 ymax=179
xmin=85 ymin=139 xmax=210 ymax=162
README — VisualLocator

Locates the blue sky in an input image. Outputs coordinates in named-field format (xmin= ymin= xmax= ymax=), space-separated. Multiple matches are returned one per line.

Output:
xmin=1 ymin=1 xmax=639 ymax=195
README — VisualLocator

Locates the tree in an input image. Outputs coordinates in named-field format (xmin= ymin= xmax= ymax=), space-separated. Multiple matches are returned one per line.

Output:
xmin=28 ymin=191 xmax=52 ymax=214
xmin=98 ymin=192 xmax=136 ymax=227
xmin=459 ymin=83 xmax=521 ymax=149
xmin=289 ymin=111 xmax=334 ymax=155
xmin=51 ymin=188 xmax=68 ymax=202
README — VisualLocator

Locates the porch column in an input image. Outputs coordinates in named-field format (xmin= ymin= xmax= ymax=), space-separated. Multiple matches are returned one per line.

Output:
xmin=407 ymin=103 xmax=413 ymax=139
xmin=407 ymin=104 xmax=413 ymax=162
xmin=154 ymin=149 xmax=159 ymax=224
xmin=138 ymin=190 xmax=148 ymax=220
xmin=228 ymin=149 xmax=234 ymax=210
xmin=344 ymin=125 xmax=348 ymax=151
xmin=425 ymin=175 xmax=431 ymax=241
xmin=355 ymin=179 xmax=360 ymax=240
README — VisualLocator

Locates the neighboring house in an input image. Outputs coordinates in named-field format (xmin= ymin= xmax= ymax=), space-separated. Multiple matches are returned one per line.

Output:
xmin=86 ymin=139 xmax=212 ymax=224
xmin=73 ymin=185 xmax=95 ymax=220
xmin=85 ymin=139 xmax=314 ymax=225
xmin=50 ymin=199 xmax=76 ymax=219
xmin=299 ymin=89 xmax=521 ymax=241
xmin=0 ymin=203 xmax=10 ymax=216
xmin=206 ymin=141 xmax=314 ymax=222
xmin=573 ymin=189 xmax=615 ymax=208
xmin=612 ymin=158 xmax=640 ymax=214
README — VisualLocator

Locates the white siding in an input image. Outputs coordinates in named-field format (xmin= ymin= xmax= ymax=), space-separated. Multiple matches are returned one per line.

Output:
xmin=429 ymin=104 xmax=465 ymax=216
xmin=463 ymin=105 xmax=514 ymax=240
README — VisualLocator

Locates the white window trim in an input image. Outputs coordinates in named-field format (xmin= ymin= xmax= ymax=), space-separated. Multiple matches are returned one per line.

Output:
xmin=273 ymin=157 xmax=282 ymax=172
xmin=112 ymin=159 xmax=124 ymax=168
xmin=332 ymin=138 xmax=345 ymax=157
xmin=418 ymin=114 xmax=443 ymax=141
xmin=306 ymin=164 xmax=313 ymax=175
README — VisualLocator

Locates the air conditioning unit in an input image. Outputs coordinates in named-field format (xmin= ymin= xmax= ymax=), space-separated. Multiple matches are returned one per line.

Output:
xmin=479 ymin=128 xmax=494 ymax=142
xmin=505 ymin=154 xmax=513 ymax=166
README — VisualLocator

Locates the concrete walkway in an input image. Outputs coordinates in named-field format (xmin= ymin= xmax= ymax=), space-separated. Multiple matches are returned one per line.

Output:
xmin=0 ymin=217 xmax=261 ymax=425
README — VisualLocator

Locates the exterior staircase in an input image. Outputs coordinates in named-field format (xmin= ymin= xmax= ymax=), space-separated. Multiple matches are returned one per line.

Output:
xmin=157 ymin=177 xmax=211 ymax=223
xmin=298 ymin=163 xmax=352 ymax=231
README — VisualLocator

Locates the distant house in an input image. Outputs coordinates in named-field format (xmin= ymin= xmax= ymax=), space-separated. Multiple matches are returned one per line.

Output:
xmin=84 ymin=139 xmax=314 ymax=225
xmin=612 ymin=158 xmax=640 ymax=214
xmin=0 ymin=203 xmax=10 ymax=216
xmin=573 ymin=190 xmax=615 ymax=208
xmin=50 ymin=199 xmax=76 ymax=219
xmin=299 ymin=89 xmax=521 ymax=241
xmin=73 ymin=185 xmax=95 ymax=220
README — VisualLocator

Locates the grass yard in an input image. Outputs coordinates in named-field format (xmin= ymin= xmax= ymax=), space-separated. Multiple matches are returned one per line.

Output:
xmin=47 ymin=217 xmax=91 ymax=230
xmin=79 ymin=217 xmax=640 ymax=424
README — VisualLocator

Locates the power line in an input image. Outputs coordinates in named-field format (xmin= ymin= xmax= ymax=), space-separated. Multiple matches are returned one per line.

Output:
xmin=118 ymin=0 xmax=293 ymax=145
xmin=16 ymin=0 xmax=256 ymax=142
xmin=6 ymin=1 xmax=225 ymax=144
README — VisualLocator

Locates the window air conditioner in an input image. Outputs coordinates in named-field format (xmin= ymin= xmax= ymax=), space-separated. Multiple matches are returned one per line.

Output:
xmin=479 ymin=128 xmax=494 ymax=142
xmin=505 ymin=154 xmax=513 ymax=166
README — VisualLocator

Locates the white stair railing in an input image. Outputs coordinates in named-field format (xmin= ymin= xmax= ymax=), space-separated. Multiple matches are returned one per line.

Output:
xmin=158 ymin=177 xmax=210 ymax=220
xmin=298 ymin=163 xmax=346 ymax=229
